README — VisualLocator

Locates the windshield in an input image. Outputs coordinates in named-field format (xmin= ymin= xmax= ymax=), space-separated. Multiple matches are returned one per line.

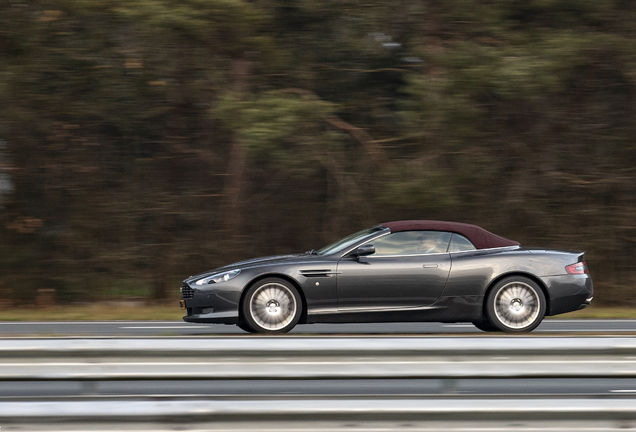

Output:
xmin=317 ymin=226 xmax=386 ymax=256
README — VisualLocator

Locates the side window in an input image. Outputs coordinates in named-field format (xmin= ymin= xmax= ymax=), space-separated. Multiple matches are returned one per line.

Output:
xmin=448 ymin=233 xmax=476 ymax=252
xmin=371 ymin=231 xmax=452 ymax=256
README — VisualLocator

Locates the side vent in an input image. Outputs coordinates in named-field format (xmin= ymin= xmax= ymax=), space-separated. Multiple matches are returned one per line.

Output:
xmin=300 ymin=269 xmax=336 ymax=278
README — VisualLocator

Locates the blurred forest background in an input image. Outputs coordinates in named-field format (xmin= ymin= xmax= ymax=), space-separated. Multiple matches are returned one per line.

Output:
xmin=1 ymin=0 xmax=635 ymax=306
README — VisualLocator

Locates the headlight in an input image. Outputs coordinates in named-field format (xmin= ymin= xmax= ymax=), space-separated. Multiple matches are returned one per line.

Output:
xmin=195 ymin=269 xmax=241 ymax=286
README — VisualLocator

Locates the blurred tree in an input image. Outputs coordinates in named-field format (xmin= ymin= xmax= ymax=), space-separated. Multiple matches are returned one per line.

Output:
xmin=0 ymin=0 xmax=635 ymax=304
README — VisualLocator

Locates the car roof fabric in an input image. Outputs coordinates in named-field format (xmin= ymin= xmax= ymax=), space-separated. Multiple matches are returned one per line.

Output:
xmin=380 ymin=220 xmax=520 ymax=250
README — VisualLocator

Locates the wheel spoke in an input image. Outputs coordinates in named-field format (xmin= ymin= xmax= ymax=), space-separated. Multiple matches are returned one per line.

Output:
xmin=249 ymin=283 xmax=297 ymax=331
xmin=493 ymin=281 xmax=540 ymax=329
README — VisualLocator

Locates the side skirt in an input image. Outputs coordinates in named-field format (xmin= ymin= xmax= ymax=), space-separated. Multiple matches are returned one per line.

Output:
xmin=306 ymin=296 xmax=483 ymax=324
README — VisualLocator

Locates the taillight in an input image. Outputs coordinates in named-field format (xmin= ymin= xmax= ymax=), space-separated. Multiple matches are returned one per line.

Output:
xmin=566 ymin=261 xmax=588 ymax=275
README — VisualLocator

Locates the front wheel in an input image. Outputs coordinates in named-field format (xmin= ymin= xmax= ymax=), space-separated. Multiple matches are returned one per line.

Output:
xmin=485 ymin=276 xmax=546 ymax=333
xmin=472 ymin=321 xmax=501 ymax=332
xmin=241 ymin=278 xmax=302 ymax=334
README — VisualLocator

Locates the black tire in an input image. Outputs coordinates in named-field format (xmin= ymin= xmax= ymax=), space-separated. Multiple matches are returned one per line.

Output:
xmin=237 ymin=321 xmax=256 ymax=333
xmin=485 ymin=276 xmax=546 ymax=333
xmin=472 ymin=321 xmax=501 ymax=332
xmin=241 ymin=278 xmax=302 ymax=334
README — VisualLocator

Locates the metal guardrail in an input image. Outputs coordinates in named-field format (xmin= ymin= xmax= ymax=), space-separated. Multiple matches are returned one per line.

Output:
xmin=1 ymin=337 xmax=636 ymax=430
xmin=2 ymin=398 xmax=636 ymax=431
xmin=2 ymin=335 xmax=636 ymax=355
xmin=0 ymin=337 xmax=636 ymax=380
xmin=2 ymin=398 xmax=636 ymax=420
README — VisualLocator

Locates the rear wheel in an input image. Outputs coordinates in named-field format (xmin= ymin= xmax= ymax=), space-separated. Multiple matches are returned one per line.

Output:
xmin=486 ymin=276 xmax=546 ymax=333
xmin=242 ymin=278 xmax=302 ymax=334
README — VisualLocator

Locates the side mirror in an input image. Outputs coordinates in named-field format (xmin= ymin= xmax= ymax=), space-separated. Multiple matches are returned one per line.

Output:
xmin=353 ymin=244 xmax=375 ymax=258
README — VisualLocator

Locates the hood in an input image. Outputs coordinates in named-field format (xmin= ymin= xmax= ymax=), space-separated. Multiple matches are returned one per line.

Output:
xmin=184 ymin=253 xmax=317 ymax=283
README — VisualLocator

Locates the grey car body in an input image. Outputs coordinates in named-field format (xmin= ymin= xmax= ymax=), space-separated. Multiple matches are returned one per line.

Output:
xmin=181 ymin=220 xmax=593 ymax=333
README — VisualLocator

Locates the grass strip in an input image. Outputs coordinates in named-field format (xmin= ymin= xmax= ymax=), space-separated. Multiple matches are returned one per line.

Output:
xmin=0 ymin=303 xmax=183 ymax=321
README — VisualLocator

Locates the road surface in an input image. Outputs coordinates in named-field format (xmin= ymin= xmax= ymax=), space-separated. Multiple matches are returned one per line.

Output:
xmin=0 ymin=319 xmax=633 ymax=336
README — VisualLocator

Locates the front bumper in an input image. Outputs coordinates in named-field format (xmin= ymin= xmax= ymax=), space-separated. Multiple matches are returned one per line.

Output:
xmin=182 ymin=309 xmax=239 ymax=323
xmin=180 ymin=284 xmax=242 ymax=324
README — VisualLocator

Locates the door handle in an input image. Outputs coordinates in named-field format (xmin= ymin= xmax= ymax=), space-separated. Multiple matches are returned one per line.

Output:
xmin=422 ymin=264 xmax=439 ymax=268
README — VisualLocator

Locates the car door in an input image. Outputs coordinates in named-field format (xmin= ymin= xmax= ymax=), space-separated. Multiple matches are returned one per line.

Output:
xmin=336 ymin=231 xmax=452 ymax=310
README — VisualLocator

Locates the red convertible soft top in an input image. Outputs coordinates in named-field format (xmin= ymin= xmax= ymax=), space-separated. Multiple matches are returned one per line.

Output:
xmin=381 ymin=220 xmax=520 ymax=250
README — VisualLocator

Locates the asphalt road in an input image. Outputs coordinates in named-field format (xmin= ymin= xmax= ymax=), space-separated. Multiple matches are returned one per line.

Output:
xmin=0 ymin=319 xmax=633 ymax=337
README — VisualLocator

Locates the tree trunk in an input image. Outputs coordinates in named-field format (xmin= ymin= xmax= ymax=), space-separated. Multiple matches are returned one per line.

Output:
xmin=222 ymin=57 xmax=251 ymax=234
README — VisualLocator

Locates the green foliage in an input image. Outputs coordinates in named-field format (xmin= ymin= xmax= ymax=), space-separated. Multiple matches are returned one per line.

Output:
xmin=215 ymin=91 xmax=342 ymax=170
xmin=379 ymin=167 xmax=460 ymax=213
xmin=104 ymin=279 xmax=154 ymax=298
xmin=117 ymin=0 xmax=264 ymax=48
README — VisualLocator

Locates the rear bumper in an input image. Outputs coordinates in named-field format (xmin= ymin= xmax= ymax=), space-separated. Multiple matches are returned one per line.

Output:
xmin=541 ymin=274 xmax=593 ymax=316
xmin=578 ymin=296 xmax=594 ymax=310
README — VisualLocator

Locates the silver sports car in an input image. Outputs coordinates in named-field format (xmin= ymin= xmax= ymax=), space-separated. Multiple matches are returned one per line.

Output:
xmin=180 ymin=220 xmax=593 ymax=333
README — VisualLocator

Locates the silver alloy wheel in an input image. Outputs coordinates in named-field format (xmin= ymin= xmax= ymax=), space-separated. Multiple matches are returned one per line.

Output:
xmin=493 ymin=281 xmax=540 ymax=329
xmin=249 ymin=282 xmax=298 ymax=331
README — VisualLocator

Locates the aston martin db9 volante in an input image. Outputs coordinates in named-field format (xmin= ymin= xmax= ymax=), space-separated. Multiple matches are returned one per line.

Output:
xmin=180 ymin=220 xmax=593 ymax=333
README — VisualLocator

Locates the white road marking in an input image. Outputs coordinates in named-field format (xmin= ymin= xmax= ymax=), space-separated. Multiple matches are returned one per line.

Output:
xmin=119 ymin=326 xmax=210 ymax=329
xmin=544 ymin=319 xmax=636 ymax=323
xmin=537 ymin=329 xmax=636 ymax=332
